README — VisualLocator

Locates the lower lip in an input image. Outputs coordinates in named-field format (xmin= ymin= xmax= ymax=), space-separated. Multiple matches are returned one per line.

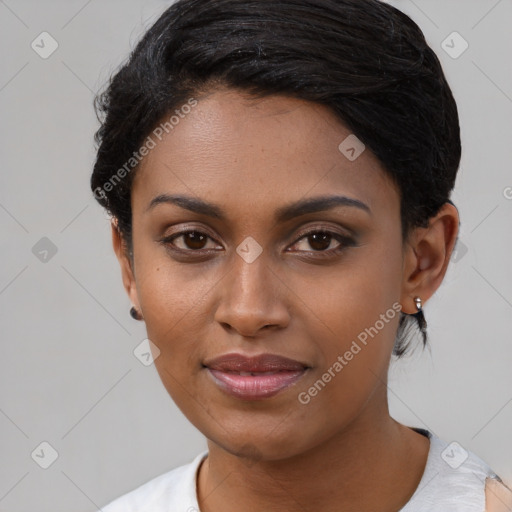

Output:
xmin=206 ymin=368 xmax=307 ymax=400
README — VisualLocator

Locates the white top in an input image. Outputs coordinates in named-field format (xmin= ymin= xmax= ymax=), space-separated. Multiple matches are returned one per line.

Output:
xmin=101 ymin=429 xmax=502 ymax=512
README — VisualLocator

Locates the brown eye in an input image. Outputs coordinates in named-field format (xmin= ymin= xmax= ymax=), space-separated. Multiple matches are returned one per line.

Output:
xmin=292 ymin=231 xmax=345 ymax=252
xmin=161 ymin=230 xmax=220 ymax=252
xmin=305 ymin=232 xmax=336 ymax=251
xmin=180 ymin=231 xmax=208 ymax=250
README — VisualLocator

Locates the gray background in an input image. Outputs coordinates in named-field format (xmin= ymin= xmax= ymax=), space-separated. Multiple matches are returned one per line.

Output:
xmin=0 ymin=1 xmax=511 ymax=510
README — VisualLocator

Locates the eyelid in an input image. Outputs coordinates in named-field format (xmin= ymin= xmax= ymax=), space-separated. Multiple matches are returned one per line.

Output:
xmin=161 ymin=223 xmax=219 ymax=241
xmin=290 ymin=222 xmax=354 ymax=243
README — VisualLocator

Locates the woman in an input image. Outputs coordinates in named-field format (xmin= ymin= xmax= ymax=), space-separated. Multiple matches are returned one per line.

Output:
xmin=91 ymin=0 xmax=511 ymax=510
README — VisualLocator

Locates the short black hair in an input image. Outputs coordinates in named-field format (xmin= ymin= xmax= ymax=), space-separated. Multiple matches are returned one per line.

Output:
xmin=91 ymin=0 xmax=461 ymax=357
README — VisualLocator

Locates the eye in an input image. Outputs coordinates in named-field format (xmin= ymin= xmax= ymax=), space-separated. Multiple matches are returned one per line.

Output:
xmin=160 ymin=230 xmax=222 ymax=252
xmin=289 ymin=229 xmax=354 ymax=255
xmin=159 ymin=227 xmax=355 ymax=259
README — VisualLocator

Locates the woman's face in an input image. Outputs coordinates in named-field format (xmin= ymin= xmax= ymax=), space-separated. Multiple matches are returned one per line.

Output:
xmin=122 ymin=87 xmax=408 ymax=460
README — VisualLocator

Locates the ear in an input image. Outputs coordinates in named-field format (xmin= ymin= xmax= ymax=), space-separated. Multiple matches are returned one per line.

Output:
xmin=111 ymin=218 xmax=140 ymax=312
xmin=400 ymin=202 xmax=459 ymax=314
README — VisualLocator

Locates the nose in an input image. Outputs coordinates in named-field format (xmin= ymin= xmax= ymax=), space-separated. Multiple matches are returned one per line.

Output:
xmin=214 ymin=250 xmax=290 ymax=338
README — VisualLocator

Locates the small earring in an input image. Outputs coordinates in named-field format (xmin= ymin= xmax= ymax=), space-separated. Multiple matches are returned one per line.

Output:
xmin=413 ymin=296 xmax=427 ymax=333
xmin=130 ymin=306 xmax=143 ymax=321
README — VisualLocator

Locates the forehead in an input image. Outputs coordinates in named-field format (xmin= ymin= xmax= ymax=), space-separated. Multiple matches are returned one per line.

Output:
xmin=132 ymin=88 xmax=399 ymax=221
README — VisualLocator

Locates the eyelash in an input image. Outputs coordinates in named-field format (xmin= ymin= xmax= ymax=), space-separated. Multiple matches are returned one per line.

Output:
xmin=159 ymin=226 xmax=355 ymax=259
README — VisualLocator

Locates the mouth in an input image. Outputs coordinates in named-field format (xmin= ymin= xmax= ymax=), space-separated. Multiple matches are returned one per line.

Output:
xmin=203 ymin=352 xmax=310 ymax=400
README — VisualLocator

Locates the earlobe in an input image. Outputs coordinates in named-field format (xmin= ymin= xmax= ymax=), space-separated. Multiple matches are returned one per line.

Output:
xmin=399 ymin=202 xmax=459 ymax=314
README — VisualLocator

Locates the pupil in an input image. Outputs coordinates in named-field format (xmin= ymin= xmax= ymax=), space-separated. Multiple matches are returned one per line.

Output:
xmin=309 ymin=232 xmax=331 ymax=251
xmin=186 ymin=231 xmax=207 ymax=249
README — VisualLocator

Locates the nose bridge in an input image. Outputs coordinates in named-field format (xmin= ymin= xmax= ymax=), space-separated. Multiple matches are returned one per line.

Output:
xmin=228 ymin=245 xmax=275 ymax=308
xmin=214 ymin=241 xmax=289 ymax=334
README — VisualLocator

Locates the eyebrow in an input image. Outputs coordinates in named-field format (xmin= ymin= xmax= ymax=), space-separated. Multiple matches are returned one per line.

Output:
xmin=145 ymin=193 xmax=371 ymax=222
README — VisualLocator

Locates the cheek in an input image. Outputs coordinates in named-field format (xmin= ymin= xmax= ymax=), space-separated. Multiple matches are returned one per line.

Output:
xmin=135 ymin=247 xmax=214 ymax=337
xmin=133 ymin=253 xmax=214 ymax=389
xmin=288 ymin=244 xmax=402 ymax=401
xmin=289 ymin=243 xmax=402 ymax=348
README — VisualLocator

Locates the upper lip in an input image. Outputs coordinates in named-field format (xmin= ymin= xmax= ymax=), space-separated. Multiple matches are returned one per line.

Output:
xmin=203 ymin=352 xmax=309 ymax=372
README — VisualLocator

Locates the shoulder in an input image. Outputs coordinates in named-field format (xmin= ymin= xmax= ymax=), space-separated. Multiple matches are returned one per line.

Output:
xmin=402 ymin=431 xmax=505 ymax=511
xmin=485 ymin=478 xmax=512 ymax=512
xmin=101 ymin=450 xmax=208 ymax=512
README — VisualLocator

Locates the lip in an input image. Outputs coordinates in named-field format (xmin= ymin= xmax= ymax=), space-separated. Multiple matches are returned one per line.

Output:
xmin=203 ymin=352 xmax=310 ymax=400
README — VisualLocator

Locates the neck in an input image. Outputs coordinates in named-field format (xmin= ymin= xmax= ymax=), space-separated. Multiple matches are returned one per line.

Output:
xmin=197 ymin=384 xmax=430 ymax=512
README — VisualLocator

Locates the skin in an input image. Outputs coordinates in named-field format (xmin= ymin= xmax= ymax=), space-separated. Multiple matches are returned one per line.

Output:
xmin=485 ymin=478 xmax=512 ymax=512
xmin=112 ymin=87 xmax=460 ymax=512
